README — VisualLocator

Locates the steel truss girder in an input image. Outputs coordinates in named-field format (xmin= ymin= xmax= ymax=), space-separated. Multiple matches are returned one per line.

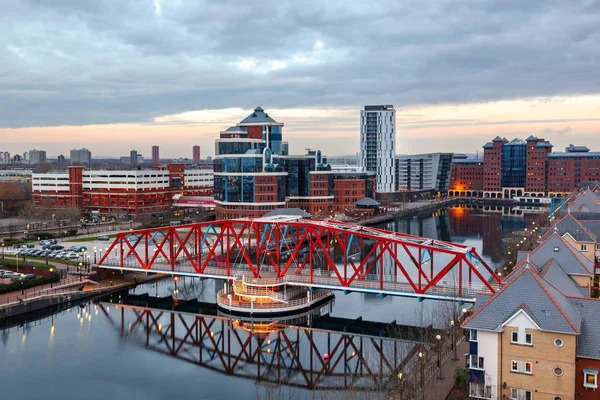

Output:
xmin=98 ymin=218 xmax=503 ymax=298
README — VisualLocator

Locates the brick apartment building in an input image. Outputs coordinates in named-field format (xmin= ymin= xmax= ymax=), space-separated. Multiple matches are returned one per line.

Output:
xmin=450 ymin=137 xmax=600 ymax=198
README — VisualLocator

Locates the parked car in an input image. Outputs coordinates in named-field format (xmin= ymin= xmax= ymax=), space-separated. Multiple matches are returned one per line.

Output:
xmin=67 ymin=253 xmax=80 ymax=260
xmin=98 ymin=235 xmax=110 ymax=241
xmin=77 ymin=246 xmax=87 ymax=252
xmin=25 ymin=243 xmax=35 ymax=248
xmin=23 ymin=274 xmax=36 ymax=280
xmin=31 ymin=250 xmax=42 ymax=256
xmin=50 ymin=239 xmax=58 ymax=244
xmin=49 ymin=245 xmax=64 ymax=250
xmin=3 ymin=271 xmax=14 ymax=278
xmin=11 ymin=274 xmax=25 ymax=280
xmin=66 ymin=245 xmax=78 ymax=251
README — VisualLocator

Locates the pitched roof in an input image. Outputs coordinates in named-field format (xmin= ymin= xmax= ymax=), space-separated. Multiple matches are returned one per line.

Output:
xmin=569 ymin=298 xmax=600 ymax=359
xmin=540 ymin=213 xmax=597 ymax=242
xmin=463 ymin=267 xmax=581 ymax=334
xmin=580 ymin=220 xmax=600 ymax=241
xmin=263 ymin=208 xmax=312 ymax=218
xmin=238 ymin=106 xmax=279 ymax=125
xmin=568 ymin=191 xmax=600 ymax=213
xmin=355 ymin=197 xmax=380 ymax=207
xmin=527 ymin=233 xmax=593 ymax=277
xmin=539 ymin=259 xmax=584 ymax=297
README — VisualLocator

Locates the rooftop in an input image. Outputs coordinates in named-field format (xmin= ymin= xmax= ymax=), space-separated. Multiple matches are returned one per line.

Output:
xmin=238 ymin=106 xmax=281 ymax=125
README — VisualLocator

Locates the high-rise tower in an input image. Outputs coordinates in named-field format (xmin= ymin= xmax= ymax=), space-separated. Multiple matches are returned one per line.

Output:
xmin=360 ymin=105 xmax=395 ymax=193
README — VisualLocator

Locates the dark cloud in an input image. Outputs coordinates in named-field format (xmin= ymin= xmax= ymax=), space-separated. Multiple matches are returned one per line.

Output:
xmin=1 ymin=0 xmax=599 ymax=128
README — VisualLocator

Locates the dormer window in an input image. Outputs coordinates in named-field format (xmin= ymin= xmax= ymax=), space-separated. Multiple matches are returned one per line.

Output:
xmin=553 ymin=246 xmax=560 ymax=252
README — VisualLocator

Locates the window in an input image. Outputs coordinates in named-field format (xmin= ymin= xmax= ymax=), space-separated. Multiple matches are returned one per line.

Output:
xmin=581 ymin=244 xmax=588 ymax=251
xmin=512 ymin=331 xmax=519 ymax=343
xmin=511 ymin=388 xmax=532 ymax=400
xmin=553 ymin=367 xmax=564 ymax=377
xmin=511 ymin=331 xmax=533 ymax=345
xmin=469 ymin=355 xmax=485 ymax=370
xmin=554 ymin=338 xmax=564 ymax=347
xmin=469 ymin=329 xmax=478 ymax=342
xmin=584 ymin=369 xmax=598 ymax=389
xmin=469 ymin=382 xmax=492 ymax=399
xmin=553 ymin=246 xmax=560 ymax=252
xmin=511 ymin=360 xmax=533 ymax=374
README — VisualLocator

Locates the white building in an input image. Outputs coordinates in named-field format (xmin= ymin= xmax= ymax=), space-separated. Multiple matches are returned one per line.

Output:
xmin=395 ymin=153 xmax=453 ymax=192
xmin=70 ymin=148 xmax=92 ymax=164
xmin=360 ymin=105 xmax=395 ymax=193
xmin=29 ymin=149 xmax=47 ymax=165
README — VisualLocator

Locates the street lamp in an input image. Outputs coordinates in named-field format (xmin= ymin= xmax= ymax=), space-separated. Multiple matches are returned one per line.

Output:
xmin=78 ymin=262 xmax=83 ymax=281
xmin=436 ymin=334 xmax=444 ymax=380
xmin=450 ymin=319 xmax=458 ymax=361
xmin=93 ymin=247 xmax=97 ymax=263
xmin=50 ymin=268 xmax=54 ymax=288
xmin=1 ymin=242 xmax=4 ymax=260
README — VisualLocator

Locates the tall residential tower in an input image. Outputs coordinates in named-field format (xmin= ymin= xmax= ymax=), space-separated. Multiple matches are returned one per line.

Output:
xmin=360 ymin=105 xmax=395 ymax=193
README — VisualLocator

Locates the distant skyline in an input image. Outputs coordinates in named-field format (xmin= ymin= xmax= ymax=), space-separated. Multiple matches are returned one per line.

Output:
xmin=1 ymin=1 xmax=599 ymax=157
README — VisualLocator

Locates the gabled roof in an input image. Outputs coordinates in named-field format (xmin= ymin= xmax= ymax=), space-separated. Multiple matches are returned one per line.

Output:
xmin=569 ymin=298 xmax=600 ymax=359
xmin=568 ymin=191 xmax=600 ymax=213
xmin=238 ymin=106 xmax=279 ymax=125
xmin=580 ymin=220 xmax=600 ymax=241
xmin=463 ymin=267 xmax=581 ymax=334
xmin=527 ymin=233 xmax=593 ymax=277
xmin=540 ymin=213 xmax=597 ymax=242
xmin=492 ymin=136 xmax=504 ymax=142
xmin=539 ymin=259 xmax=584 ymax=297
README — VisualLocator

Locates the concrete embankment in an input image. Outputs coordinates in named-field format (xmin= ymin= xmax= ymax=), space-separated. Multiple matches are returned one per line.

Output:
xmin=0 ymin=274 xmax=163 ymax=319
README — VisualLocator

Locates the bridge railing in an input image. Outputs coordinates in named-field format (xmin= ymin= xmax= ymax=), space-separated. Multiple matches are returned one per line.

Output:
xmin=216 ymin=286 xmax=331 ymax=311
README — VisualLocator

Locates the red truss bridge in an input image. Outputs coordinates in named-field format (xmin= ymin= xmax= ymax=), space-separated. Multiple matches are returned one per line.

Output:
xmin=97 ymin=217 xmax=503 ymax=301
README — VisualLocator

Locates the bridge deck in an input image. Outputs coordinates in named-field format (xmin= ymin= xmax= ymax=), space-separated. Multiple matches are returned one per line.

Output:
xmin=100 ymin=258 xmax=491 ymax=302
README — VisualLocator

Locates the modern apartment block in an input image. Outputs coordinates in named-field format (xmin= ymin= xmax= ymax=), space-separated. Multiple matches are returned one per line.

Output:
xmin=394 ymin=153 xmax=453 ymax=192
xmin=31 ymin=164 xmax=213 ymax=216
xmin=29 ymin=149 xmax=47 ymax=165
xmin=463 ymin=228 xmax=600 ymax=400
xmin=152 ymin=145 xmax=160 ymax=165
xmin=70 ymin=148 xmax=92 ymax=164
xmin=360 ymin=105 xmax=395 ymax=193
xmin=213 ymin=106 xmax=334 ymax=219
xmin=450 ymin=137 xmax=600 ymax=197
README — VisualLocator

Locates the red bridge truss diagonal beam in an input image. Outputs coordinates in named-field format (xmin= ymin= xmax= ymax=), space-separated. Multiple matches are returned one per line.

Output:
xmin=98 ymin=217 xmax=503 ymax=300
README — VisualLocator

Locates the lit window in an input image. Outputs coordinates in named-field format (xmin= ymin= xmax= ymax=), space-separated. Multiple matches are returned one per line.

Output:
xmin=584 ymin=369 xmax=598 ymax=389
xmin=511 ymin=360 xmax=533 ymax=375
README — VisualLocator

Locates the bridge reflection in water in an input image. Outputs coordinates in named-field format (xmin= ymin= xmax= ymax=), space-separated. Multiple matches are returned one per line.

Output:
xmin=99 ymin=293 xmax=449 ymax=393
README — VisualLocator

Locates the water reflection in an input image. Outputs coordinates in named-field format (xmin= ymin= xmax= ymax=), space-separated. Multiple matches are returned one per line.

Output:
xmin=99 ymin=291 xmax=445 ymax=394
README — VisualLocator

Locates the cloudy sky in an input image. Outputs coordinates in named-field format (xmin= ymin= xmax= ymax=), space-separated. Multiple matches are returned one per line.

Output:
xmin=1 ymin=0 xmax=599 ymax=158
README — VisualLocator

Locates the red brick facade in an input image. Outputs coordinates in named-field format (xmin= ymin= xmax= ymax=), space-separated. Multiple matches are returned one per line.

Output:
xmin=449 ymin=161 xmax=484 ymax=195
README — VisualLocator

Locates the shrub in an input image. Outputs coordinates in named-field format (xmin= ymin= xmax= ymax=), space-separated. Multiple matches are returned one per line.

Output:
xmin=0 ymin=275 xmax=61 ymax=295
xmin=453 ymin=366 xmax=469 ymax=389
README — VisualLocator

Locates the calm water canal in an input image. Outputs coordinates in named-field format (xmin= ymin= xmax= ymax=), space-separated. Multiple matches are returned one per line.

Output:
xmin=0 ymin=207 xmax=546 ymax=400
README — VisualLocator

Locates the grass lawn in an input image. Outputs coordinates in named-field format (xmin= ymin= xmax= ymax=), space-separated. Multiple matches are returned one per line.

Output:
xmin=0 ymin=257 xmax=53 ymax=269
xmin=65 ymin=234 xmax=117 ymax=243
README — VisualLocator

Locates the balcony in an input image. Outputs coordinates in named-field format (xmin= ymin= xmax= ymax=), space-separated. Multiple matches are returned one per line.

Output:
xmin=469 ymin=382 xmax=492 ymax=399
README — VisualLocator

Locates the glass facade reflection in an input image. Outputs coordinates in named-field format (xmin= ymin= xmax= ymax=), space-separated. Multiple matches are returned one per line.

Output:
xmin=501 ymin=139 xmax=526 ymax=188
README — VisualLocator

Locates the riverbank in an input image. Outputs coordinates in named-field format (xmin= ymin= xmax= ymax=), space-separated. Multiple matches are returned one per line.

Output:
xmin=360 ymin=197 xmax=521 ymax=226
xmin=0 ymin=272 xmax=162 ymax=319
